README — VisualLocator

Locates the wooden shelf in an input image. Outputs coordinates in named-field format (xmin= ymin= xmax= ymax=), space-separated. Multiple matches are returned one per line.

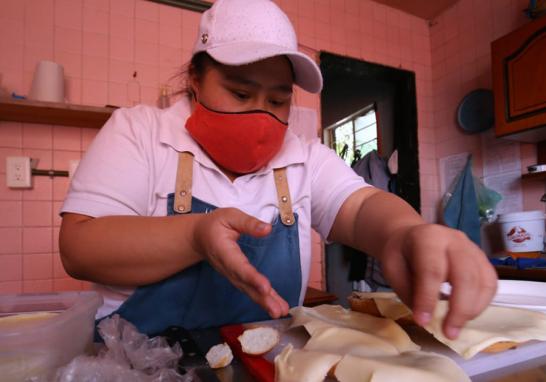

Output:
xmin=0 ymin=97 xmax=116 ymax=128
xmin=521 ymin=171 xmax=546 ymax=181
xmin=495 ymin=266 xmax=546 ymax=282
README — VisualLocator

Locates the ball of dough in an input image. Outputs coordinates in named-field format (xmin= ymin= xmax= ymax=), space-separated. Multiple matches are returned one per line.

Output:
xmin=205 ymin=343 xmax=233 ymax=369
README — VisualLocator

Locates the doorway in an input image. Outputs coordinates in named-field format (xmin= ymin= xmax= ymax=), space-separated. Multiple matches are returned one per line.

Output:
xmin=320 ymin=52 xmax=420 ymax=303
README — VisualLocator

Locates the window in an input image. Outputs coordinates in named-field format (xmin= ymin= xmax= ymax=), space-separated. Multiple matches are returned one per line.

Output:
xmin=323 ymin=104 xmax=378 ymax=166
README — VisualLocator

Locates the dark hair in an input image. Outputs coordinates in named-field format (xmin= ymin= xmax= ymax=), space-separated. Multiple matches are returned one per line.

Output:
xmin=173 ymin=51 xmax=296 ymax=100
xmin=173 ymin=52 xmax=220 ymax=99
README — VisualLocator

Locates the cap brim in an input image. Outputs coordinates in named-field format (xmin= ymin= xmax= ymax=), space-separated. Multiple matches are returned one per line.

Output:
xmin=205 ymin=41 xmax=323 ymax=93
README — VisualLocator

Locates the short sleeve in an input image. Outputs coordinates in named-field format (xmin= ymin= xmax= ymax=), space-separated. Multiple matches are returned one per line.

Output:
xmin=309 ymin=142 xmax=370 ymax=240
xmin=61 ymin=106 xmax=153 ymax=218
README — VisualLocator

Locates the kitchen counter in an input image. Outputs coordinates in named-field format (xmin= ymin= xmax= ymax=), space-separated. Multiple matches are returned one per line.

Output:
xmin=186 ymin=326 xmax=255 ymax=381
xmin=495 ymin=265 xmax=546 ymax=282
xmin=473 ymin=354 xmax=546 ymax=381
xmin=185 ymin=325 xmax=546 ymax=382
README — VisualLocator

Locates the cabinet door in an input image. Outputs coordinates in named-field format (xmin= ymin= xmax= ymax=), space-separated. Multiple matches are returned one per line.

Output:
xmin=492 ymin=16 xmax=546 ymax=142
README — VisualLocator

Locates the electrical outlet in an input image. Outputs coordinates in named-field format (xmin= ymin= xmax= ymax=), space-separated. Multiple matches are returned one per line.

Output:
xmin=6 ymin=156 xmax=32 ymax=188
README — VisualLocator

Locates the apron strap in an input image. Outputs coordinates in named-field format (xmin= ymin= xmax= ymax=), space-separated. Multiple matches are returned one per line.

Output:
xmin=174 ymin=151 xmax=294 ymax=225
xmin=174 ymin=151 xmax=194 ymax=214
xmin=273 ymin=168 xmax=295 ymax=226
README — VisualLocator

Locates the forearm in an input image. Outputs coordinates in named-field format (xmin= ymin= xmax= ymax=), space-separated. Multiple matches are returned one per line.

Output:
xmin=59 ymin=213 xmax=205 ymax=286
xmin=329 ymin=188 xmax=425 ymax=257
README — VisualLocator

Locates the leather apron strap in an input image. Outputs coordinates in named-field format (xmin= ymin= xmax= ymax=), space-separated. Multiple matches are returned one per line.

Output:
xmin=273 ymin=168 xmax=295 ymax=226
xmin=99 ymin=153 xmax=302 ymax=335
xmin=173 ymin=152 xmax=193 ymax=214
xmin=173 ymin=151 xmax=295 ymax=225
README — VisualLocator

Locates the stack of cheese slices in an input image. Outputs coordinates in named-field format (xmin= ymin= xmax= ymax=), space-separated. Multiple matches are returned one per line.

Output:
xmin=348 ymin=291 xmax=546 ymax=359
xmin=274 ymin=304 xmax=471 ymax=382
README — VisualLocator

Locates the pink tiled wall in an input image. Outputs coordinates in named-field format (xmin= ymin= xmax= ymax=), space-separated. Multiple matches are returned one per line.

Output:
xmin=0 ymin=0 xmax=432 ymax=293
xmin=3 ymin=0 xmax=532 ymax=293
xmin=1 ymin=0 xmax=203 ymax=294
xmin=0 ymin=121 xmax=96 ymax=293
xmin=428 ymin=0 xmax=545 ymax=220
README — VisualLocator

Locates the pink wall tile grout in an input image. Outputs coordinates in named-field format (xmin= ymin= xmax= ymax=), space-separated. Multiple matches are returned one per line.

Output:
xmin=0 ymin=0 xmax=540 ymax=292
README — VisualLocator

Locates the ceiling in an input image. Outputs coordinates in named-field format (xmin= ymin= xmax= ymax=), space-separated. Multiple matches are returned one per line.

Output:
xmin=372 ymin=0 xmax=460 ymax=20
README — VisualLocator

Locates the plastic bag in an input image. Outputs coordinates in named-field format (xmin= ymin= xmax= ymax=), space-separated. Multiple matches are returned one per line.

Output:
xmin=441 ymin=156 xmax=502 ymax=223
xmin=54 ymin=315 xmax=195 ymax=382
xmin=473 ymin=176 xmax=502 ymax=222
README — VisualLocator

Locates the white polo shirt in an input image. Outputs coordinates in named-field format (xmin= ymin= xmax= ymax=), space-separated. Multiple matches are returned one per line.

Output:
xmin=61 ymin=99 xmax=368 ymax=317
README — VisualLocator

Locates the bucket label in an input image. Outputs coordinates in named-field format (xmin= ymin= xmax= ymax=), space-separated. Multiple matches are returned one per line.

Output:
xmin=506 ymin=226 xmax=531 ymax=243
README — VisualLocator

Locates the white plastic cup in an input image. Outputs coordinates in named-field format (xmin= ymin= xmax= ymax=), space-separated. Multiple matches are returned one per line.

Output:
xmin=28 ymin=60 xmax=65 ymax=103
xmin=497 ymin=210 xmax=545 ymax=257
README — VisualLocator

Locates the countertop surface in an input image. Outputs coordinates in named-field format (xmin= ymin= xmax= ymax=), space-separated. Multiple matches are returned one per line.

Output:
xmin=185 ymin=325 xmax=546 ymax=382
xmin=186 ymin=326 xmax=254 ymax=382
xmin=178 ymin=284 xmax=546 ymax=381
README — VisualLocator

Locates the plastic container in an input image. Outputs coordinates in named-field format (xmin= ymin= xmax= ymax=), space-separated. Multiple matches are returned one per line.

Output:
xmin=28 ymin=60 xmax=65 ymax=103
xmin=498 ymin=210 xmax=545 ymax=258
xmin=0 ymin=291 xmax=102 ymax=381
xmin=157 ymin=85 xmax=170 ymax=109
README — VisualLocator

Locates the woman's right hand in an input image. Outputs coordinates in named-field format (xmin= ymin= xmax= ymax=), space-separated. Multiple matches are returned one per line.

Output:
xmin=192 ymin=207 xmax=290 ymax=318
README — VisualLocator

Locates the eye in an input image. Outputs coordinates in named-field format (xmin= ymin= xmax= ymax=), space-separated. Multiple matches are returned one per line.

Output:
xmin=231 ymin=90 xmax=250 ymax=100
xmin=269 ymin=98 xmax=289 ymax=107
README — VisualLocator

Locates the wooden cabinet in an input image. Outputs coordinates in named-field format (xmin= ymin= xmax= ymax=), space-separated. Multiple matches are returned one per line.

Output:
xmin=492 ymin=16 xmax=546 ymax=142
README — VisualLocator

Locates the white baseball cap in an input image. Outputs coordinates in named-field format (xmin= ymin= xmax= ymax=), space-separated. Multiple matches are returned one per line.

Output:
xmin=192 ymin=0 xmax=323 ymax=93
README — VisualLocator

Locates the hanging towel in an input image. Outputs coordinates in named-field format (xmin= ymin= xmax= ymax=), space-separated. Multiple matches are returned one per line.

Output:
xmin=352 ymin=150 xmax=391 ymax=192
xmin=349 ymin=150 xmax=392 ymax=290
xmin=442 ymin=156 xmax=481 ymax=246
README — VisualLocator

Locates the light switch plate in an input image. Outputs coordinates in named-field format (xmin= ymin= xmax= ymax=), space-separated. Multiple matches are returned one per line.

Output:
xmin=6 ymin=156 xmax=32 ymax=188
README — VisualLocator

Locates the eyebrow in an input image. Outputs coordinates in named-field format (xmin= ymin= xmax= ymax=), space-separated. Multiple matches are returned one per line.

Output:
xmin=223 ymin=73 xmax=293 ymax=94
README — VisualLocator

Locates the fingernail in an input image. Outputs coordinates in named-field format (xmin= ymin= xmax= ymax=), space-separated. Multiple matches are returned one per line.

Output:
xmin=260 ymin=283 xmax=270 ymax=295
xmin=414 ymin=311 xmax=431 ymax=326
xmin=256 ymin=222 xmax=268 ymax=232
xmin=446 ymin=326 xmax=460 ymax=339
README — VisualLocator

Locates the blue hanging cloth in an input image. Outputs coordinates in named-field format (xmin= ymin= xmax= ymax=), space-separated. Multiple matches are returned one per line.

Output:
xmin=443 ymin=156 xmax=481 ymax=246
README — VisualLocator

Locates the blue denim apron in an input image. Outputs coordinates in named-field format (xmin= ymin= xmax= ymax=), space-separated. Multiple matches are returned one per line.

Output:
xmin=96 ymin=152 xmax=302 ymax=336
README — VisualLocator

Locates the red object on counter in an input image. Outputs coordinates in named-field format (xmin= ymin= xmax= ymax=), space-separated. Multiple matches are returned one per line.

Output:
xmin=220 ymin=324 xmax=275 ymax=382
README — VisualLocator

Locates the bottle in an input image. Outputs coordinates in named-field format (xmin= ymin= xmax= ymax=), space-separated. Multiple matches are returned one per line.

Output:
xmin=127 ymin=71 xmax=141 ymax=106
xmin=157 ymin=86 xmax=170 ymax=109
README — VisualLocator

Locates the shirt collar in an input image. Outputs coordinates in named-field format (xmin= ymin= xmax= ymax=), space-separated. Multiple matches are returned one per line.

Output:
xmin=159 ymin=99 xmax=307 ymax=175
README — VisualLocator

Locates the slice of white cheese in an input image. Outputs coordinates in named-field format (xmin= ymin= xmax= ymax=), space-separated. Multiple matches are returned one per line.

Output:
xmin=274 ymin=344 xmax=341 ymax=382
xmin=425 ymin=300 xmax=546 ymax=359
xmin=0 ymin=312 xmax=58 ymax=328
xmin=289 ymin=305 xmax=420 ymax=353
xmin=334 ymin=351 xmax=471 ymax=382
xmin=303 ymin=326 xmax=400 ymax=357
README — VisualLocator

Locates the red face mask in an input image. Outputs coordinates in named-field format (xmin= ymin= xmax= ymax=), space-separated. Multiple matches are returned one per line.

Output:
xmin=185 ymin=103 xmax=289 ymax=174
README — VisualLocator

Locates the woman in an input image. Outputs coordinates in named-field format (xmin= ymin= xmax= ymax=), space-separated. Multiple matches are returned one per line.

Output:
xmin=59 ymin=0 xmax=497 ymax=339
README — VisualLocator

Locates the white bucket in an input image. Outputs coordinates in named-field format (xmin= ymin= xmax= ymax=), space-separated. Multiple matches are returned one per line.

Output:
xmin=497 ymin=210 xmax=545 ymax=254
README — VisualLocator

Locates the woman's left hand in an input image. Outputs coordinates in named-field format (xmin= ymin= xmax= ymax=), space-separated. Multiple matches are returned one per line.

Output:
xmin=380 ymin=223 xmax=498 ymax=339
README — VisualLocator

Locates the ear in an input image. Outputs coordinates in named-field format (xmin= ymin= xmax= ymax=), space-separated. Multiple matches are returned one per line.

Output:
xmin=189 ymin=73 xmax=200 ymax=101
